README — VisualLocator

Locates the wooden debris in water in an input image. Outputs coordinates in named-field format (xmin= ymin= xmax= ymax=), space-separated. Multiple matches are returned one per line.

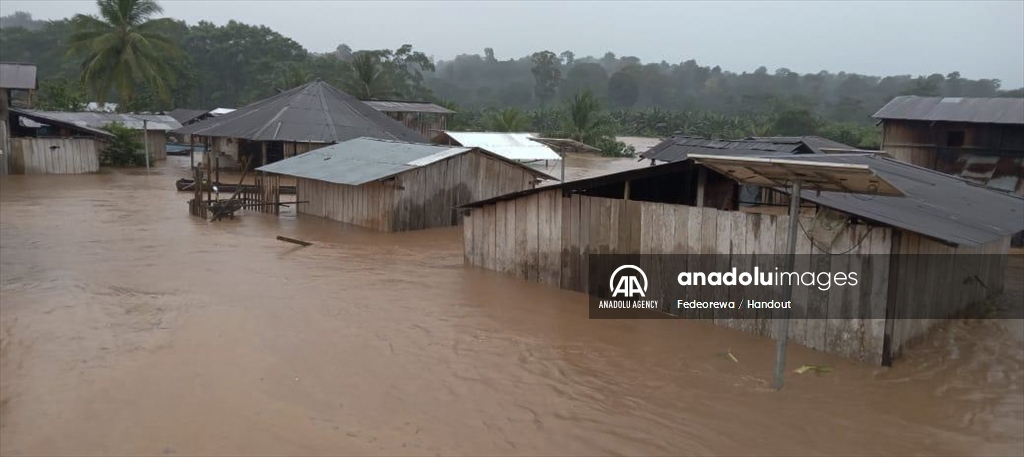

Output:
xmin=276 ymin=235 xmax=312 ymax=247
xmin=793 ymin=365 xmax=833 ymax=375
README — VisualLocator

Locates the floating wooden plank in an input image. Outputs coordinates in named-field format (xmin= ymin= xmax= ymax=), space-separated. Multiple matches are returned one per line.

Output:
xmin=276 ymin=235 xmax=312 ymax=247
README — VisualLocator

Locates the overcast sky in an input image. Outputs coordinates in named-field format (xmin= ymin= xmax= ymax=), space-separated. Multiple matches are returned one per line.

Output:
xmin=3 ymin=0 xmax=1023 ymax=88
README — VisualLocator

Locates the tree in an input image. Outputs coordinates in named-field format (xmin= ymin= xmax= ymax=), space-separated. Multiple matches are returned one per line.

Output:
xmin=484 ymin=108 xmax=530 ymax=132
xmin=562 ymin=63 xmax=608 ymax=100
xmin=531 ymin=50 xmax=562 ymax=106
xmin=772 ymin=108 xmax=819 ymax=136
xmin=68 ymin=0 xmax=182 ymax=109
xmin=562 ymin=90 xmax=614 ymax=145
xmin=36 ymin=78 xmax=88 ymax=111
xmin=607 ymin=70 xmax=639 ymax=108
xmin=484 ymin=47 xmax=496 ymax=63
xmin=559 ymin=50 xmax=575 ymax=67
xmin=345 ymin=51 xmax=394 ymax=99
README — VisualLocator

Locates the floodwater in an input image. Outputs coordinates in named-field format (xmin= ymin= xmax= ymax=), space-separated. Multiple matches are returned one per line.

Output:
xmin=0 ymin=157 xmax=1021 ymax=456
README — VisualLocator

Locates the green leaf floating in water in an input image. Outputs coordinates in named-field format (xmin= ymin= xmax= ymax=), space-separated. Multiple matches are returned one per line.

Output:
xmin=794 ymin=364 xmax=833 ymax=375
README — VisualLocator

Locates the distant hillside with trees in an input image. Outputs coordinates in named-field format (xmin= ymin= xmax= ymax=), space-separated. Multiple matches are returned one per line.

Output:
xmin=2 ymin=8 xmax=1021 ymax=151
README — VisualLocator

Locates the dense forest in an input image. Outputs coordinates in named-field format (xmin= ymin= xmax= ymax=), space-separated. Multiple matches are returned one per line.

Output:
xmin=2 ymin=9 xmax=1022 ymax=151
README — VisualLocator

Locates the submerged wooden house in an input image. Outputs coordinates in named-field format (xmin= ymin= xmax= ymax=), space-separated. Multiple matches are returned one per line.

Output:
xmin=256 ymin=137 xmax=554 ymax=232
xmin=5 ymin=108 xmax=113 ymax=174
xmin=458 ymin=137 xmax=1024 ymax=365
xmin=873 ymin=96 xmax=1024 ymax=196
xmin=174 ymin=80 xmax=425 ymax=170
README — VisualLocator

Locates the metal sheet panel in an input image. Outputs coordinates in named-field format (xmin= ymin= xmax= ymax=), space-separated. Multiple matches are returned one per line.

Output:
xmin=688 ymin=154 xmax=904 ymax=196
xmin=363 ymin=100 xmax=455 ymax=114
xmin=434 ymin=131 xmax=563 ymax=161
xmin=256 ymin=137 xmax=471 ymax=185
xmin=174 ymin=81 xmax=425 ymax=143
xmin=873 ymin=96 xmax=1024 ymax=125
xmin=0 ymin=63 xmax=37 ymax=89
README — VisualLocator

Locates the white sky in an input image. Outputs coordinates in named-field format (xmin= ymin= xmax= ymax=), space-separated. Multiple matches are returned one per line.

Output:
xmin=3 ymin=0 xmax=1023 ymax=88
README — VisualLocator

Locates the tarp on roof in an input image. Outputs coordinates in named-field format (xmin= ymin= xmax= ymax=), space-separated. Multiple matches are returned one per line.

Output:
xmin=363 ymin=100 xmax=455 ymax=114
xmin=257 ymin=137 xmax=555 ymax=186
xmin=873 ymin=96 xmax=1024 ymax=125
xmin=0 ymin=62 xmax=36 ymax=89
xmin=174 ymin=80 xmax=426 ymax=143
xmin=432 ymin=131 xmax=562 ymax=161
xmin=13 ymin=110 xmax=181 ymax=131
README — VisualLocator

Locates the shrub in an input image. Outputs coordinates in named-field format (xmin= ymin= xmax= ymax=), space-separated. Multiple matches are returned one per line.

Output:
xmin=100 ymin=122 xmax=145 ymax=166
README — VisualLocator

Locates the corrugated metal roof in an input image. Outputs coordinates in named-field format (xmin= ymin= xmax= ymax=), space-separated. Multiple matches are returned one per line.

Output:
xmin=785 ymin=154 xmax=1023 ymax=246
xmin=363 ymin=100 xmax=455 ymax=114
xmin=0 ymin=62 xmax=37 ymax=89
xmin=257 ymin=137 xmax=555 ymax=186
xmin=873 ymin=96 xmax=1024 ymax=125
xmin=9 ymin=108 xmax=113 ymax=137
xmin=432 ymin=131 xmax=562 ymax=161
xmin=174 ymin=80 xmax=426 ymax=143
xmin=745 ymin=136 xmax=857 ymax=154
xmin=641 ymin=136 xmax=809 ymax=162
xmin=460 ymin=151 xmax=1024 ymax=247
xmin=167 ymin=108 xmax=210 ymax=124
xmin=14 ymin=110 xmax=181 ymax=131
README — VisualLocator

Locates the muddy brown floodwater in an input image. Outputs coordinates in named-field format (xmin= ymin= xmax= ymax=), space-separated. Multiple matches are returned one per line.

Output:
xmin=1 ymin=158 xmax=1022 ymax=456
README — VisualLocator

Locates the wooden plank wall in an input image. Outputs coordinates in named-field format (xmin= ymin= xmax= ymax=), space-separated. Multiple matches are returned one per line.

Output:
xmin=294 ymin=150 xmax=537 ymax=232
xmin=885 ymin=232 xmax=1011 ymax=359
xmin=143 ymin=131 xmax=167 ymax=161
xmin=465 ymin=194 xmax=901 ymax=363
xmin=8 ymin=138 xmax=100 ymax=174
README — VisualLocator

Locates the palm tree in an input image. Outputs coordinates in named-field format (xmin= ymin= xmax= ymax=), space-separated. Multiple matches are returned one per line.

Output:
xmin=562 ymin=90 xmax=613 ymax=145
xmin=484 ymin=108 xmax=530 ymax=132
xmin=345 ymin=52 xmax=394 ymax=99
xmin=68 ymin=0 xmax=181 ymax=109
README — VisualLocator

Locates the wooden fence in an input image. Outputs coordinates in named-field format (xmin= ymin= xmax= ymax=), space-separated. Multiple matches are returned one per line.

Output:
xmin=463 ymin=192 xmax=1010 ymax=364
xmin=7 ymin=138 xmax=100 ymax=174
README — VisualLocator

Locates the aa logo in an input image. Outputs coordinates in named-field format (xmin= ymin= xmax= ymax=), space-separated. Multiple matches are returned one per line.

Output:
xmin=610 ymin=265 xmax=648 ymax=298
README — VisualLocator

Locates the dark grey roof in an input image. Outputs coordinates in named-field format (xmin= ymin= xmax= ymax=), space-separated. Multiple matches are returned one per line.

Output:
xmin=641 ymin=136 xmax=811 ymax=162
xmin=873 ymin=96 xmax=1024 ymax=125
xmin=363 ymin=100 xmax=455 ymax=114
xmin=167 ymin=108 xmax=210 ymax=124
xmin=174 ymin=80 xmax=426 ymax=143
xmin=781 ymin=154 xmax=1023 ymax=246
xmin=461 ymin=151 xmax=1024 ymax=247
xmin=257 ymin=137 xmax=554 ymax=185
xmin=9 ymin=108 xmax=113 ymax=137
xmin=0 ymin=62 xmax=36 ymax=89
xmin=745 ymin=136 xmax=857 ymax=154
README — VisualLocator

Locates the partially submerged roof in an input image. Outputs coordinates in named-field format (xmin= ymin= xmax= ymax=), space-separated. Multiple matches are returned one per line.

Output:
xmin=531 ymin=137 xmax=602 ymax=153
xmin=0 ymin=62 xmax=37 ymax=89
xmin=12 ymin=110 xmax=181 ymax=131
xmin=460 ymin=152 xmax=1023 ymax=247
xmin=873 ymin=96 xmax=1024 ymax=125
xmin=9 ymin=108 xmax=113 ymax=137
xmin=432 ymin=131 xmax=562 ymax=161
xmin=167 ymin=108 xmax=210 ymax=124
xmin=363 ymin=100 xmax=455 ymax=114
xmin=257 ymin=137 xmax=555 ymax=186
xmin=641 ymin=136 xmax=815 ymax=162
xmin=745 ymin=136 xmax=858 ymax=154
xmin=174 ymin=80 xmax=426 ymax=143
